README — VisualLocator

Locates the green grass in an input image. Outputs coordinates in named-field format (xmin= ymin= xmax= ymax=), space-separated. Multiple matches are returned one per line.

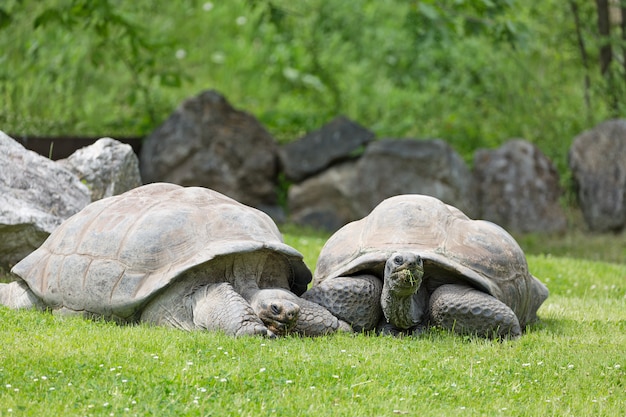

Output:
xmin=1 ymin=237 xmax=624 ymax=416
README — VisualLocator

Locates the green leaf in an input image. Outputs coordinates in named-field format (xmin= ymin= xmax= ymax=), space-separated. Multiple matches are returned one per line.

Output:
xmin=33 ymin=9 xmax=65 ymax=29
xmin=417 ymin=3 xmax=440 ymax=21
xmin=0 ymin=8 xmax=12 ymax=31
xmin=159 ymin=72 xmax=182 ymax=88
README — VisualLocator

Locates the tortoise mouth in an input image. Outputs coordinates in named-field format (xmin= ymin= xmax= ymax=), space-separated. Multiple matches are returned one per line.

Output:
xmin=263 ymin=317 xmax=298 ymax=336
xmin=388 ymin=266 xmax=424 ymax=294
xmin=257 ymin=302 xmax=300 ymax=336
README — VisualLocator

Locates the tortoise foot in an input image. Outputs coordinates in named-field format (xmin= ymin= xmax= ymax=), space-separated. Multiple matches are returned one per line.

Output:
xmin=429 ymin=284 xmax=521 ymax=339
xmin=302 ymin=275 xmax=382 ymax=332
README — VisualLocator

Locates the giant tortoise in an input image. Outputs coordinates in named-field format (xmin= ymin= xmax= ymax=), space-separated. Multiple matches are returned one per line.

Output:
xmin=0 ymin=183 xmax=348 ymax=337
xmin=302 ymin=194 xmax=549 ymax=338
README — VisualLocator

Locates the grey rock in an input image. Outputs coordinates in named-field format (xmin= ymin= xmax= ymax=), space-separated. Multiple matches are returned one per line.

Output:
xmin=59 ymin=137 xmax=142 ymax=201
xmin=288 ymin=161 xmax=362 ymax=231
xmin=279 ymin=116 xmax=375 ymax=182
xmin=569 ymin=119 xmax=626 ymax=232
xmin=288 ymin=138 xmax=475 ymax=231
xmin=140 ymin=90 xmax=282 ymax=216
xmin=474 ymin=139 xmax=566 ymax=234
xmin=353 ymin=139 xmax=476 ymax=218
xmin=0 ymin=131 xmax=90 ymax=269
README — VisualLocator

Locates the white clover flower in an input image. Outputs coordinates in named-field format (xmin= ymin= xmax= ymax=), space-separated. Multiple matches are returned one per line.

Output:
xmin=236 ymin=16 xmax=247 ymax=26
xmin=175 ymin=49 xmax=187 ymax=60
xmin=203 ymin=2 xmax=214 ymax=12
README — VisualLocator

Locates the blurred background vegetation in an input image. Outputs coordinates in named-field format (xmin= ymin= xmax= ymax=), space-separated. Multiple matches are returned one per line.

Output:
xmin=2 ymin=1 xmax=622 ymax=171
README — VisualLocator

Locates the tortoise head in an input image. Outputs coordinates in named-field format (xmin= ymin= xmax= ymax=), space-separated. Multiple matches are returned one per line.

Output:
xmin=249 ymin=289 xmax=301 ymax=336
xmin=383 ymin=252 xmax=424 ymax=296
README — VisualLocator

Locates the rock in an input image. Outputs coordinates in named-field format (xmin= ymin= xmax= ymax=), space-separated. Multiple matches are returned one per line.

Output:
xmin=0 ymin=131 xmax=90 ymax=269
xmin=279 ymin=116 xmax=375 ymax=182
xmin=58 ymin=137 xmax=142 ymax=201
xmin=288 ymin=161 xmax=361 ymax=231
xmin=474 ymin=139 xmax=566 ymax=234
xmin=353 ymin=139 xmax=476 ymax=217
xmin=569 ymin=119 xmax=626 ymax=232
xmin=287 ymin=138 xmax=475 ymax=231
xmin=140 ymin=90 xmax=282 ymax=217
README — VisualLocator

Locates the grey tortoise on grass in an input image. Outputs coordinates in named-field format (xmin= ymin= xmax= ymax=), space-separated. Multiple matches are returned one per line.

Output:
xmin=0 ymin=183 xmax=349 ymax=337
xmin=302 ymin=194 xmax=549 ymax=339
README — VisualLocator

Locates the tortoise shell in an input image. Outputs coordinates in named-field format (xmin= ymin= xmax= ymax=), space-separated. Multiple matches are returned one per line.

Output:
xmin=312 ymin=194 xmax=548 ymax=328
xmin=12 ymin=183 xmax=311 ymax=320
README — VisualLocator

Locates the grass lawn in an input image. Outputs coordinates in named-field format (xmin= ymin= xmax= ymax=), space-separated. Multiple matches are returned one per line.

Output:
xmin=1 ymin=227 xmax=624 ymax=416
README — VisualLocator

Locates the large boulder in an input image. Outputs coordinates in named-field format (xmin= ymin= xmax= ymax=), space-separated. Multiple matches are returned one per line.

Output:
xmin=474 ymin=139 xmax=566 ymax=233
xmin=353 ymin=139 xmax=476 ymax=217
xmin=0 ymin=131 xmax=90 ymax=269
xmin=288 ymin=138 xmax=475 ymax=231
xmin=287 ymin=161 xmax=362 ymax=231
xmin=279 ymin=116 xmax=375 ymax=182
xmin=58 ymin=137 xmax=142 ymax=201
xmin=140 ymin=90 xmax=282 ymax=218
xmin=569 ymin=119 xmax=626 ymax=232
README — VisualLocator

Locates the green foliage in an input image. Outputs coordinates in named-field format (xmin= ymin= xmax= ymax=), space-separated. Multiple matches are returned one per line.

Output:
xmin=0 ymin=0 xmax=615 ymax=179
xmin=0 ymin=254 xmax=624 ymax=416
xmin=0 ymin=0 xmax=187 ymax=135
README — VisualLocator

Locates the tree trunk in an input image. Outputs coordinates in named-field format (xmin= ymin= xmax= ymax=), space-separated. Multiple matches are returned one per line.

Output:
xmin=569 ymin=0 xmax=592 ymax=121
xmin=596 ymin=0 xmax=612 ymax=75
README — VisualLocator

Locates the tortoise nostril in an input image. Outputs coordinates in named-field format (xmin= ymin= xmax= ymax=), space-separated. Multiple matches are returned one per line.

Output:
xmin=271 ymin=303 xmax=281 ymax=316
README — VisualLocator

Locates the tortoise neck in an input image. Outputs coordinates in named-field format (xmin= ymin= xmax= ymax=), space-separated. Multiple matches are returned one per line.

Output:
xmin=229 ymin=253 xmax=266 ymax=300
xmin=381 ymin=285 xmax=416 ymax=329
xmin=381 ymin=284 xmax=428 ymax=330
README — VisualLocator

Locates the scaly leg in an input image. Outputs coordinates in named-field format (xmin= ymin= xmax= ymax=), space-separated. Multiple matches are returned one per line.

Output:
xmin=302 ymin=275 xmax=382 ymax=332
xmin=428 ymin=284 xmax=521 ymax=339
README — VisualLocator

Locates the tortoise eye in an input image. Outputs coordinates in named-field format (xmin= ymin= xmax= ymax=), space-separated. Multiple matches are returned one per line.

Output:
xmin=394 ymin=255 xmax=403 ymax=265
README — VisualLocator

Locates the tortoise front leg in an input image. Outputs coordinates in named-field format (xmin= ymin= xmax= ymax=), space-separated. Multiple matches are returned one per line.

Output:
xmin=291 ymin=296 xmax=352 ymax=336
xmin=190 ymin=283 xmax=274 ymax=337
xmin=428 ymin=284 xmax=521 ymax=339
xmin=141 ymin=282 xmax=273 ymax=337
xmin=302 ymin=275 xmax=382 ymax=332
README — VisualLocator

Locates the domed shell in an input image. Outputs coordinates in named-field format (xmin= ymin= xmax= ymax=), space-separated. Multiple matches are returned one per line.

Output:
xmin=12 ymin=183 xmax=311 ymax=320
xmin=312 ymin=194 xmax=548 ymax=327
